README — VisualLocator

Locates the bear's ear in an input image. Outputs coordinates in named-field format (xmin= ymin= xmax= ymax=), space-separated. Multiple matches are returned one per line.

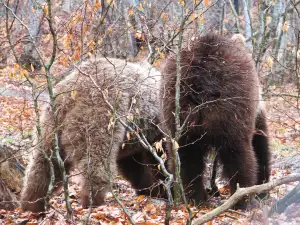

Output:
xmin=231 ymin=33 xmax=253 ymax=54
xmin=231 ymin=33 xmax=246 ymax=46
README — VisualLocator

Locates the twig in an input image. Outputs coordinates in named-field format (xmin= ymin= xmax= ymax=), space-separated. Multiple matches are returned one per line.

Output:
xmin=268 ymin=93 xmax=299 ymax=98
xmin=226 ymin=209 xmax=248 ymax=217
xmin=224 ymin=214 xmax=238 ymax=220
xmin=228 ymin=0 xmax=240 ymax=33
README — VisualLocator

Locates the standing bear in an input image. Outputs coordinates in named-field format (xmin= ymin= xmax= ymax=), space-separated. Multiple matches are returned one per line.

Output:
xmin=21 ymin=57 xmax=164 ymax=212
xmin=160 ymin=34 xmax=271 ymax=206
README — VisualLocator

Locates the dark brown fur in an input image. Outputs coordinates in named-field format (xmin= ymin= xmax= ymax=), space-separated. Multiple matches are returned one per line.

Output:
xmin=20 ymin=57 xmax=163 ymax=212
xmin=117 ymin=117 xmax=166 ymax=197
xmin=117 ymin=147 xmax=166 ymax=197
xmin=160 ymin=34 xmax=271 ymax=205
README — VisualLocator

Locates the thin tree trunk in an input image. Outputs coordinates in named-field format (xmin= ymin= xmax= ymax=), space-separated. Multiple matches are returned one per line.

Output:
xmin=242 ymin=0 xmax=253 ymax=47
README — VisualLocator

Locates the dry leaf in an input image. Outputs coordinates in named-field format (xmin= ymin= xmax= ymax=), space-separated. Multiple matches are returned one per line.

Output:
xmin=155 ymin=139 xmax=163 ymax=152
xmin=126 ymin=131 xmax=131 ymax=140
xmin=136 ymin=195 xmax=146 ymax=202
xmin=282 ymin=21 xmax=288 ymax=32
xmin=266 ymin=56 xmax=273 ymax=68
xmin=94 ymin=0 xmax=102 ymax=10
xmin=43 ymin=4 xmax=49 ymax=17
xmin=171 ymin=139 xmax=179 ymax=151
xmin=71 ymin=90 xmax=77 ymax=100
xmin=161 ymin=12 xmax=168 ymax=23
xmin=128 ymin=9 xmax=134 ymax=16
xmin=127 ymin=114 xmax=134 ymax=121
xmin=204 ymin=0 xmax=210 ymax=6
xmin=73 ymin=49 xmax=81 ymax=61
xmin=200 ymin=17 xmax=205 ymax=25
xmin=13 ymin=63 xmax=20 ymax=70
xmin=132 ymin=97 xmax=137 ymax=104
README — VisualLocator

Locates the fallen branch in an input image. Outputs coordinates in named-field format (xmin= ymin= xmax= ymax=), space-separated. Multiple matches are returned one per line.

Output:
xmin=192 ymin=173 xmax=300 ymax=225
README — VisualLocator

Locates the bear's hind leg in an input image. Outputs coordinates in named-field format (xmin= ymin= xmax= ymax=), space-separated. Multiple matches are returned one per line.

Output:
xmin=252 ymin=110 xmax=271 ymax=185
xmin=80 ymin=177 xmax=108 ymax=209
xmin=78 ymin=154 xmax=112 ymax=209
xmin=219 ymin=139 xmax=258 ymax=208
xmin=179 ymin=144 xmax=208 ymax=205
xmin=21 ymin=150 xmax=63 ymax=212
xmin=78 ymin=125 xmax=123 ymax=209
xmin=219 ymin=140 xmax=258 ymax=192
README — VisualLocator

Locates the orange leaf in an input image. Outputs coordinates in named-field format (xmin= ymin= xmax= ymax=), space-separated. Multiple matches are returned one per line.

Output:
xmin=73 ymin=49 xmax=81 ymax=61
xmin=128 ymin=9 xmax=134 ymax=16
xmin=206 ymin=220 xmax=213 ymax=225
xmin=200 ymin=17 xmax=205 ymax=25
xmin=94 ymin=0 xmax=102 ymax=10
xmin=136 ymin=195 xmax=146 ymax=202
xmin=13 ymin=63 xmax=20 ymax=70
xmin=92 ymin=213 xmax=106 ymax=220
xmin=161 ymin=12 xmax=168 ymax=23
xmin=204 ymin=0 xmax=210 ymax=6
xmin=43 ymin=4 xmax=49 ymax=17
xmin=282 ymin=21 xmax=288 ymax=32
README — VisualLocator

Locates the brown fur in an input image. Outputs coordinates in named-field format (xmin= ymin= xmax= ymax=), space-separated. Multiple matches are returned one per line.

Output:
xmin=117 ymin=146 xmax=166 ymax=197
xmin=20 ymin=57 xmax=162 ymax=212
xmin=160 ymin=34 xmax=271 ymax=205
xmin=117 ymin=113 xmax=166 ymax=197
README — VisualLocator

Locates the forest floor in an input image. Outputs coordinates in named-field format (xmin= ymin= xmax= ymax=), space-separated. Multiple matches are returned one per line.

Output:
xmin=0 ymin=68 xmax=300 ymax=224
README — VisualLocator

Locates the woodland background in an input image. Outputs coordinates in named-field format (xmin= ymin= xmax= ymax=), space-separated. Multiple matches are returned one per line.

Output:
xmin=0 ymin=0 xmax=299 ymax=224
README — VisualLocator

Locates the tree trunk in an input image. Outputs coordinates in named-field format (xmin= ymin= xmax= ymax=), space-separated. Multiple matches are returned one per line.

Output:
xmin=19 ymin=0 xmax=44 ymax=70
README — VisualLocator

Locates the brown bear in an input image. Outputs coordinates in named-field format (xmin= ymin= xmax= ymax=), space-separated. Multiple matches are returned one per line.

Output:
xmin=20 ymin=57 xmax=164 ymax=212
xmin=159 ymin=34 xmax=271 ymax=206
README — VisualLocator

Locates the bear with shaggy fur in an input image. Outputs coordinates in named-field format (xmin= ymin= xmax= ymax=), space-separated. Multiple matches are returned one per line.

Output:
xmin=160 ymin=34 xmax=270 ymax=205
xmin=20 ymin=57 xmax=164 ymax=212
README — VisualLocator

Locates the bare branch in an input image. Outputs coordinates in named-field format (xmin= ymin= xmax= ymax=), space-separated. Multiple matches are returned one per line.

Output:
xmin=2 ymin=0 xmax=46 ymax=67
